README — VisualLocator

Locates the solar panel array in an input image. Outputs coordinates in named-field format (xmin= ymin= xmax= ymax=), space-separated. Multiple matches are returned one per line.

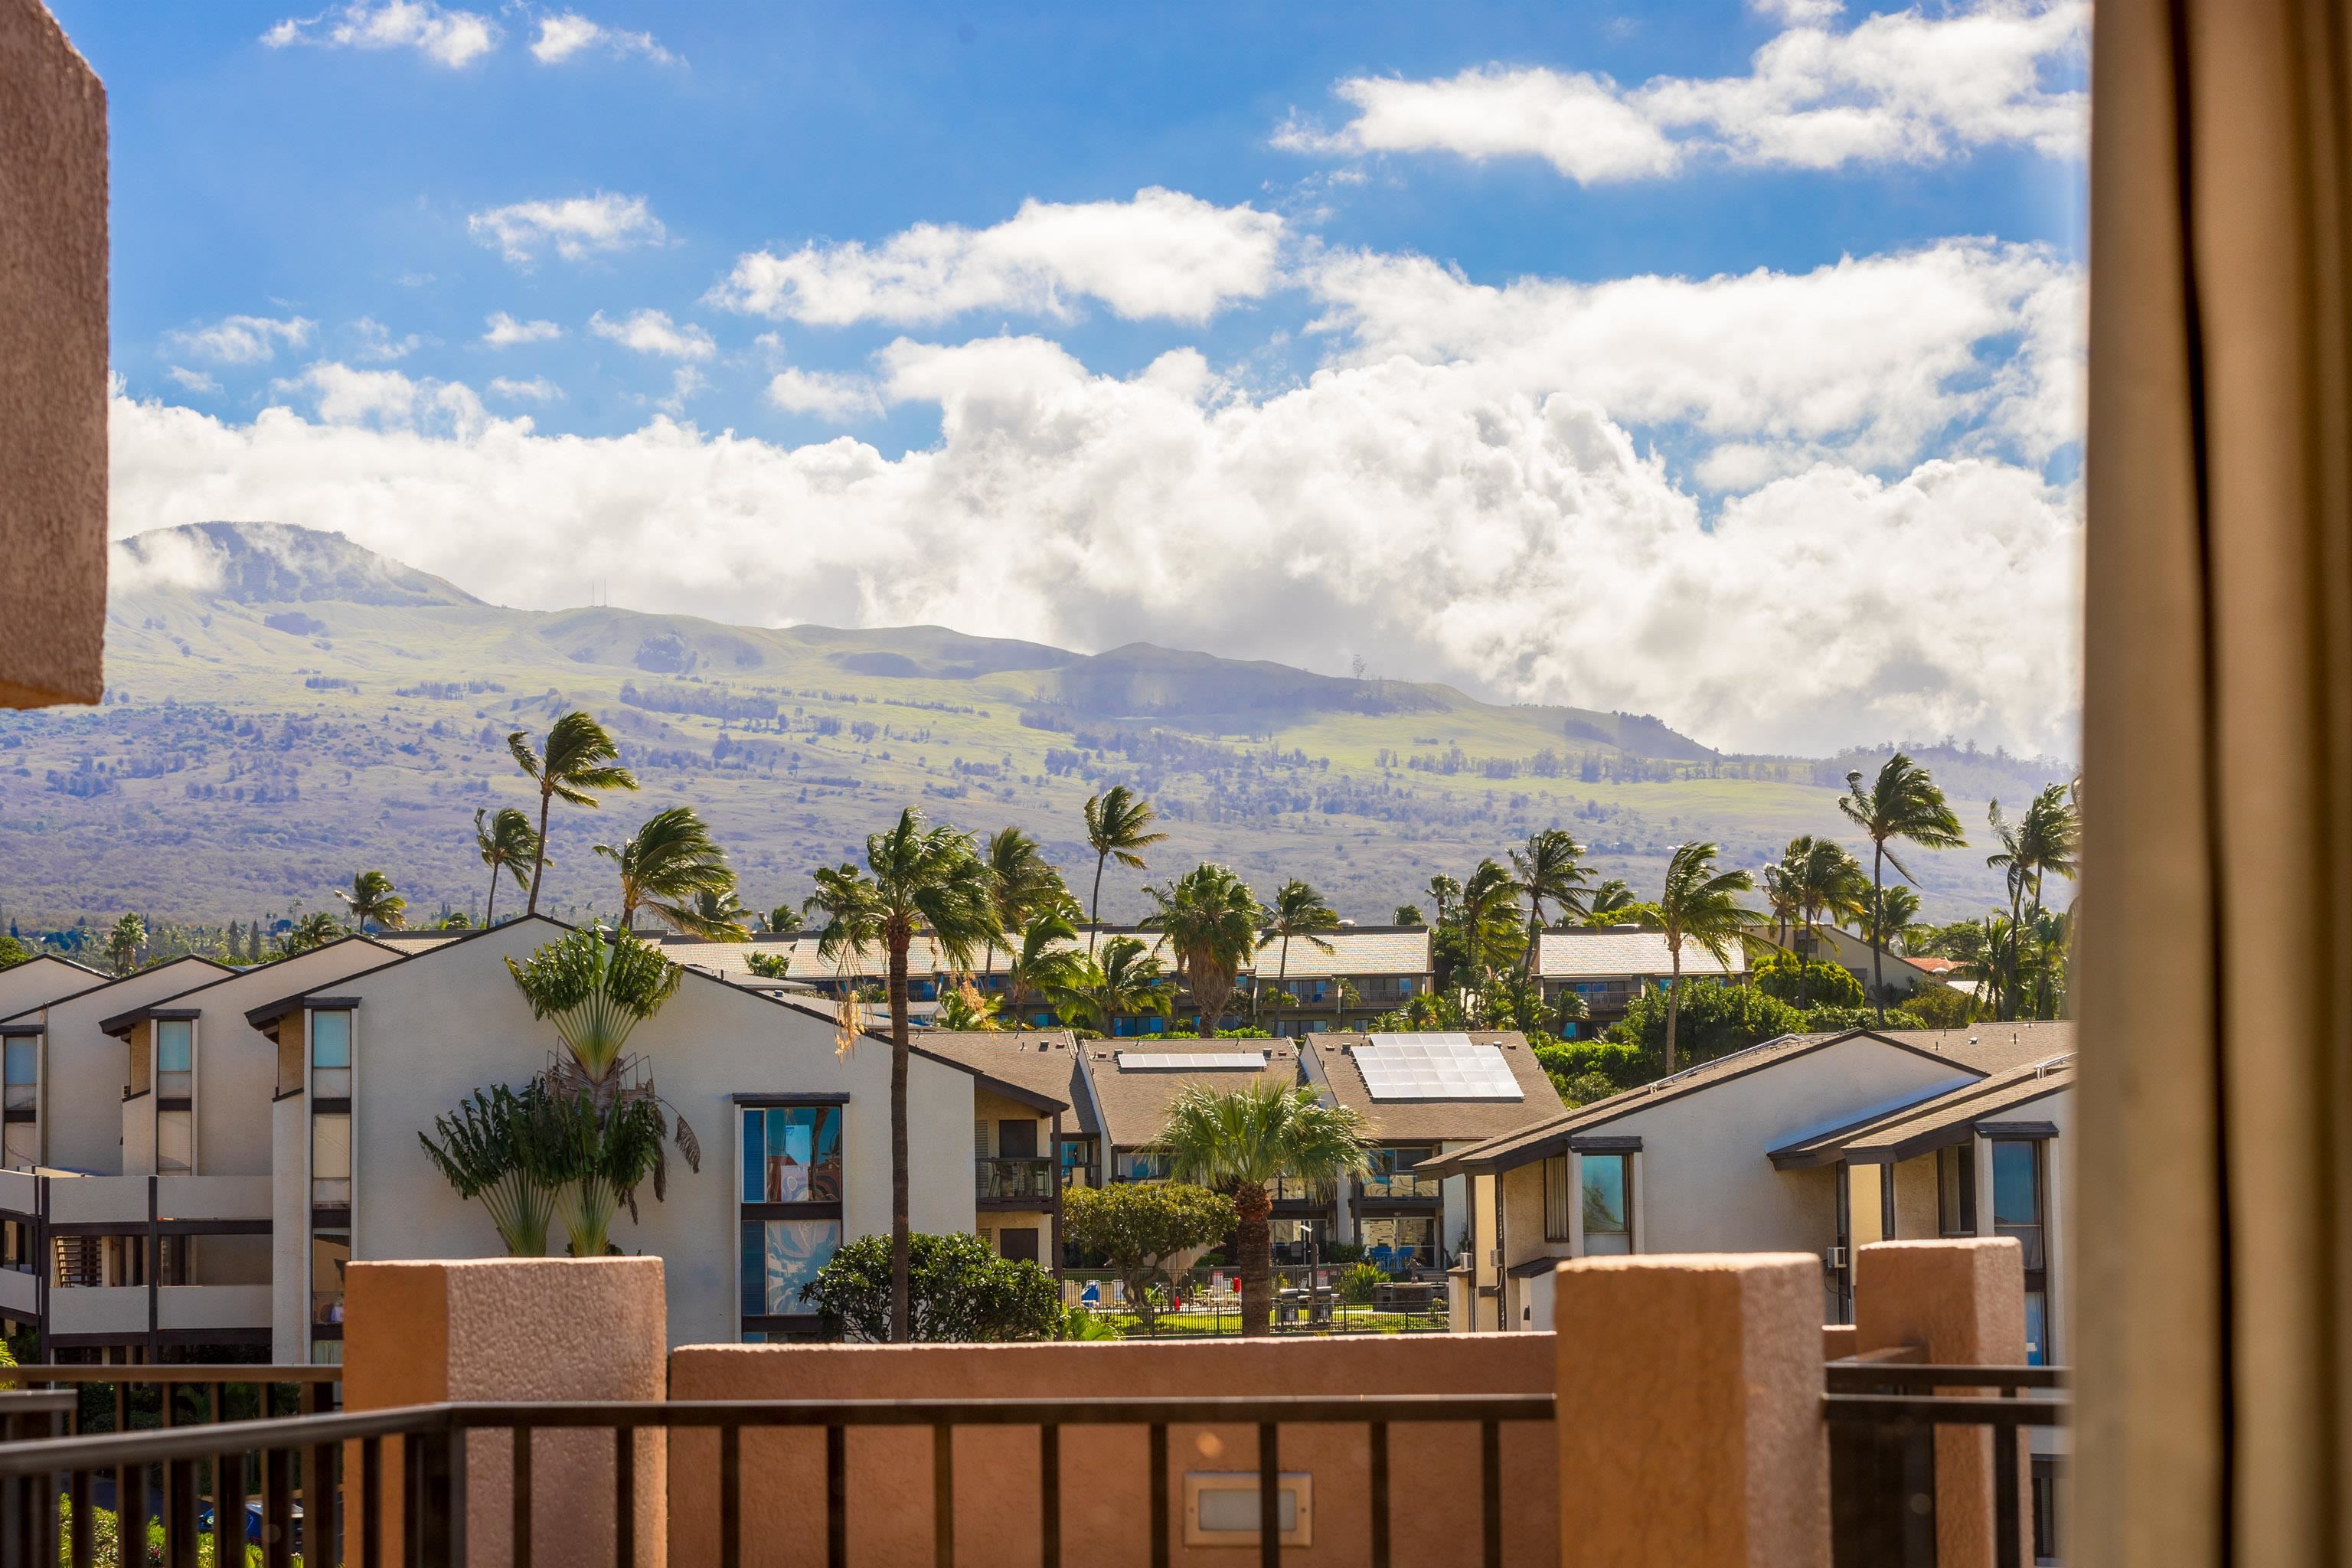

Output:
xmin=1116 ymin=1051 xmax=1269 ymax=1071
xmin=1354 ymin=1034 xmax=1524 ymax=1101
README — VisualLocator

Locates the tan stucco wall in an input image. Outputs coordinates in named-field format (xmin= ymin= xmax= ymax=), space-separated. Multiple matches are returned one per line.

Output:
xmin=41 ymin=964 xmax=228 ymax=1173
xmin=1555 ymin=1254 xmax=1828 ymax=1566
xmin=0 ymin=0 xmax=107 ymax=708
xmin=345 ymin=1256 xmax=668 ymax=1566
xmin=1892 ymin=1152 xmax=1940 ymax=1238
xmin=668 ymin=1334 xmax=1556 ymax=1567
xmin=0 ymin=958 xmax=100 ymax=1019
xmin=325 ymin=920 xmax=978 ymax=1348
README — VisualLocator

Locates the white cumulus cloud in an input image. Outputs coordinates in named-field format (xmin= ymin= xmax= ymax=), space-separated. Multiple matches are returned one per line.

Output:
xmin=262 ymin=2 xmax=497 ymax=67
xmin=352 ymin=317 xmax=422 ymax=361
xmin=270 ymin=361 xmax=488 ymax=435
xmin=488 ymin=376 xmax=563 ymax=402
xmin=165 ymin=314 xmax=316 ymax=365
xmin=1277 ymin=0 xmax=2086 ymax=181
xmin=708 ymin=187 xmax=1286 ymax=326
xmin=164 ymin=368 xmax=223 ymax=395
xmin=482 ymin=312 xmax=564 ymax=347
xmin=766 ymin=368 xmax=885 ymax=421
xmin=589 ymin=309 xmax=715 ymax=360
xmin=530 ymin=11 xmax=675 ymax=64
xmin=468 ymin=193 xmax=665 ymax=266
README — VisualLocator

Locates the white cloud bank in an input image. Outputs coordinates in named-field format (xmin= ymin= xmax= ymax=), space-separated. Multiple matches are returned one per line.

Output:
xmin=165 ymin=314 xmax=315 ymax=365
xmin=468 ymin=193 xmax=665 ymax=266
xmin=589 ymin=309 xmax=715 ymax=360
xmin=111 ymin=237 xmax=2081 ymax=756
xmin=482 ymin=312 xmax=563 ymax=346
xmin=1276 ymin=0 xmax=2086 ymax=181
xmin=263 ymin=2 xmax=497 ymax=67
xmin=530 ymin=11 xmax=675 ymax=64
xmin=709 ymin=188 xmax=1286 ymax=326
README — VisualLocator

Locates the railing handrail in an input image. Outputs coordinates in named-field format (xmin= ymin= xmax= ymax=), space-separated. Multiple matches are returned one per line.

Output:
xmin=1821 ymin=1391 xmax=2069 ymax=1429
xmin=1825 ymin=1361 xmax=2067 ymax=1391
xmin=0 ymin=1390 xmax=1556 ymax=1475
xmin=4 ymin=1363 xmax=341 ymax=1384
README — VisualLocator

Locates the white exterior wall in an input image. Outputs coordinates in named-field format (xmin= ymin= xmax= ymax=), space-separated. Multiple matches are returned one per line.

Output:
xmin=179 ymin=941 xmax=392 ymax=1179
xmin=270 ymin=1092 xmax=306 ymax=1361
xmin=315 ymin=918 xmax=980 ymax=1350
xmin=38 ymin=960 xmax=230 ymax=1174
xmin=0 ymin=957 xmax=104 ymax=1021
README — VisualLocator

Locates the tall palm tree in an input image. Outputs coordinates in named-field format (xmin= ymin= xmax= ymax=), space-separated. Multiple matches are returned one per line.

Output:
xmin=982 ymin=825 xmax=1068 ymax=977
xmin=335 ymin=870 xmax=407 ymax=933
xmin=1454 ymin=859 xmax=1524 ymax=981
xmin=1392 ymin=903 xmax=1426 ymax=926
xmin=1837 ymin=753 xmax=1967 ymax=1022
xmin=475 ymin=807 xmax=541 ymax=927
xmin=1868 ymin=884 xmax=1924 ymax=956
xmin=1141 ymin=864 xmax=1261 ymax=1037
xmin=1509 ymin=828 xmax=1590 ymax=978
xmin=1262 ymin=878 xmax=1338 ymax=1019
xmin=1656 ymin=843 xmax=1758 ymax=1074
xmin=1082 ymin=786 xmax=1167 ymax=954
xmin=1779 ymin=836 xmax=1867 ymax=1006
xmin=509 ymin=711 xmax=639 ymax=916
xmin=1759 ymin=861 xmax=1801 ymax=950
xmin=1993 ymin=782 xmax=2080 ymax=1019
xmin=1158 ymin=1080 xmax=1370 ymax=1336
xmin=1587 ymin=879 xmax=1636 ymax=921
xmin=764 ymin=904 xmax=803 ymax=936
xmin=811 ymin=807 xmax=998 ymax=1341
xmin=1424 ymin=874 xmax=1462 ymax=926
xmin=594 ymin=806 xmax=744 ymax=938
xmin=688 ymin=887 xmax=753 ymax=939
xmin=1003 ymin=908 xmax=1088 ymax=1020
xmin=1049 ymin=934 xmax=1176 ymax=1035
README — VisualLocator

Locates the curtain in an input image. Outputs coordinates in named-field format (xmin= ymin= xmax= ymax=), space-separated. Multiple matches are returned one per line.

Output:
xmin=0 ymin=1 xmax=107 ymax=708
xmin=2077 ymin=2 xmax=2352 ymax=1564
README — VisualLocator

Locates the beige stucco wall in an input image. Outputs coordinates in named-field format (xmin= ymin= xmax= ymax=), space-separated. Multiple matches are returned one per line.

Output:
xmin=0 ymin=0 xmax=107 ymax=708
xmin=669 ymin=1334 xmax=1557 ymax=1567
xmin=325 ymin=919 xmax=979 ymax=1348
xmin=0 ymin=957 xmax=102 ymax=1019
xmin=1892 ymin=1151 xmax=1940 ymax=1238
xmin=38 ymin=961 xmax=229 ymax=1173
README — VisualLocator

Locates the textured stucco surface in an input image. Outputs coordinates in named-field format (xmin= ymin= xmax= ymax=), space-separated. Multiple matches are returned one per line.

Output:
xmin=668 ymin=1333 xmax=1556 ymax=1567
xmin=1555 ymin=1254 xmax=1829 ymax=1567
xmin=0 ymin=0 xmax=106 ymax=707
xmin=1854 ymin=1239 xmax=2031 ymax=1568
xmin=346 ymin=1257 xmax=669 ymax=1567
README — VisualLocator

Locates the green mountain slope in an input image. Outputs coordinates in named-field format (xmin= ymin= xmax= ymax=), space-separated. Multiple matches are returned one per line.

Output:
xmin=0 ymin=522 xmax=2072 ymax=931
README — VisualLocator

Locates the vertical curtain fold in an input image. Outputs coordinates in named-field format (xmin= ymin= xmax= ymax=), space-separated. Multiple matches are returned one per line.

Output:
xmin=2079 ymin=2 xmax=2352 ymax=1563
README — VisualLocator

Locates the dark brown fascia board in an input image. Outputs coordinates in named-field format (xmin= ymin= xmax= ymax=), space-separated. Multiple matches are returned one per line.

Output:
xmin=241 ymin=916 xmax=582 ymax=1028
xmin=3 ymin=954 xmax=240 ymax=1024
xmin=1976 ymin=1119 xmax=2061 ymax=1141
xmin=96 ymin=934 xmax=397 ymax=1034
xmin=0 ymin=1022 xmax=44 ymax=1037
xmin=243 ymin=992 xmax=365 ymax=1030
xmin=1567 ymin=1135 xmax=1642 ymax=1155
xmin=98 ymin=1004 xmax=201 ymax=1039
xmin=730 ymin=1091 xmax=851 ymax=1106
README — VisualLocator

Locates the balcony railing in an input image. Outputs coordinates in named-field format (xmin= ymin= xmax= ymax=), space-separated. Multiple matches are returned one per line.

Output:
xmin=0 ymin=1390 xmax=1553 ymax=1568
xmin=1359 ymin=1171 xmax=1442 ymax=1201
xmin=976 ymin=1156 xmax=1056 ymax=1204
xmin=1824 ymin=1360 xmax=2067 ymax=1567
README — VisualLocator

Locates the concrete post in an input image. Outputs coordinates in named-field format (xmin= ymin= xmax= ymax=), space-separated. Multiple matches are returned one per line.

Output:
xmin=1554 ymin=1253 xmax=1828 ymax=1567
xmin=343 ymin=1256 xmax=668 ymax=1566
xmin=1854 ymin=1238 xmax=2030 ymax=1568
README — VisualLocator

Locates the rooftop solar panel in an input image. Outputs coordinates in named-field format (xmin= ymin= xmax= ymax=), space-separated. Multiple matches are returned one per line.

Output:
xmin=1116 ymin=1051 xmax=1269 ymax=1071
xmin=1355 ymin=1034 xmax=1523 ymax=1101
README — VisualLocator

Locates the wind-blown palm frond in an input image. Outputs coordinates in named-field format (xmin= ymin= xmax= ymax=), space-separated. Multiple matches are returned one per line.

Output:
xmin=1082 ymin=786 xmax=1167 ymax=952
xmin=1141 ymin=864 xmax=1261 ymax=1037
xmin=1838 ymin=753 xmax=1967 ymax=1021
xmin=1510 ymin=828 xmax=1590 ymax=976
xmin=335 ymin=869 xmax=407 ymax=932
xmin=475 ymin=807 xmax=542 ymax=926
xmin=508 ymin=710 xmax=638 ymax=915
xmin=1261 ymin=878 xmax=1337 ymax=1014
xmin=594 ymin=805 xmax=743 ymax=937
xmin=1657 ymin=842 xmax=1757 ymax=1075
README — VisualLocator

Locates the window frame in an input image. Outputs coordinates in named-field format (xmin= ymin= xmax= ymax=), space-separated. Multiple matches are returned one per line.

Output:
xmin=1579 ymin=1152 xmax=1634 ymax=1256
xmin=735 ymin=1097 xmax=848 ymax=1340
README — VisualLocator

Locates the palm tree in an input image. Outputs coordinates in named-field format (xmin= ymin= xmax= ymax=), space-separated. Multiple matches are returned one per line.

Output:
xmin=1985 ymin=803 xmax=2031 ymax=1020
xmin=509 ymin=711 xmax=639 ymax=916
xmin=1868 ymin=884 xmax=1924 ymax=956
xmin=1656 ymin=843 xmax=1758 ymax=1074
xmin=1587 ymin=879 xmax=1637 ymax=921
xmin=982 ymin=826 xmax=1069 ymax=976
xmin=280 ymin=912 xmax=342 ymax=956
xmin=1509 ymin=828 xmax=1590 ymax=978
xmin=1141 ymin=864 xmax=1262 ymax=1037
xmin=1759 ymin=861 xmax=1802 ymax=950
xmin=335 ymin=870 xmax=407 ymax=933
xmin=1050 ymin=934 xmax=1174 ymax=1035
xmin=1263 ymin=878 xmax=1338 ymax=1020
xmin=103 ymin=913 xmax=146 ymax=975
xmin=1392 ymin=903 xmax=1426 ymax=926
xmin=764 ymin=905 xmax=803 ymax=936
xmin=811 ymin=807 xmax=999 ymax=1341
xmin=1158 ymin=1080 xmax=1370 ymax=1336
xmin=1082 ymin=786 xmax=1167 ymax=954
xmin=1779 ymin=836 xmax=1867 ymax=1006
xmin=475 ymin=807 xmax=542 ymax=926
xmin=1454 ymin=859 xmax=1524 ymax=982
xmin=1424 ymin=874 xmax=1462 ymax=926
xmin=1989 ymin=783 xmax=2080 ymax=1019
xmin=1837 ymin=753 xmax=1967 ymax=1022
xmin=593 ymin=806 xmax=743 ymax=938
xmin=1002 ymin=908 xmax=1088 ymax=1021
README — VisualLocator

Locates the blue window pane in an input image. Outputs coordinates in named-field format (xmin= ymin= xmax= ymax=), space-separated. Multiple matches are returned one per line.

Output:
xmin=740 ymin=1109 xmax=763 ymax=1204
xmin=1992 ymin=1142 xmax=2040 ymax=1226
xmin=740 ymin=1221 xmax=763 ymax=1318
xmin=156 ymin=1021 xmax=192 ymax=1074
xmin=1582 ymin=1155 xmax=1628 ymax=1234
xmin=4 ymin=1040 xmax=35 ymax=1086
xmin=310 ymin=1011 xmax=351 ymax=1069
xmin=2024 ymin=1291 xmax=2047 ymax=1367
xmin=750 ymin=1219 xmax=840 ymax=1315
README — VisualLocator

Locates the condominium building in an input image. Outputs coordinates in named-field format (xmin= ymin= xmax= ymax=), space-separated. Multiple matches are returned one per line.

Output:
xmin=1250 ymin=928 xmax=1434 ymax=1034
xmin=915 ymin=1031 xmax=1088 ymax=1270
xmin=1535 ymin=929 xmax=1745 ymax=1037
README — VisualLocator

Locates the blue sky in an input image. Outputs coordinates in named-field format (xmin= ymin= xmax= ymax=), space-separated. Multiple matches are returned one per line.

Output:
xmin=65 ymin=0 xmax=2089 ymax=756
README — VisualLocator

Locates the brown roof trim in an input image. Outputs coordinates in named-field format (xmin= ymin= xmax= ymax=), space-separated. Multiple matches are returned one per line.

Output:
xmin=1568 ymin=1135 xmax=1642 ymax=1155
xmin=97 ymin=934 xmax=395 ymax=1037
xmin=1767 ymin=1067 xmax=2072 ymax=1169
xmin=1978 ymin=1119 xmax=2061 ymax=1141
xmin=97 ymin=1004 xmax=202 ymax=1038
xmin=2 ymin=954 xmax=239 ymax=1027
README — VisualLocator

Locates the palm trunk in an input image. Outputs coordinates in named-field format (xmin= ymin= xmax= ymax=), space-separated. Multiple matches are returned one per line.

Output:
xmin=1870 ymin=841 xmax=1886 ymax=1026
xmin=2025 ymin=877 xmax=2047 ymax=1020
xmin=2006 ymin=878 xmax=2026 ymax=1022
xmin=889 ymin=929 xmax=912 ymax=1342
xmin=526 ymin=785 xmax=554 ymax=916
xmin=1798 ymin=916 xmax=1812 ymax=1007
xmin=1089 ymin=855 xmax=1107 ymax=956
xmin=1278 ymin=933 xmax=1291 ymax=1021
xmin=1195 ymin=966 xmax=1225 ymax=1039
xmin=1235 ymin=1181 xmax=1273 ymax=1337
xmin=1664 ymin=944 xmax=1684 ymax=1075
xmin=485 ymin=862 xmax=500 ymax=926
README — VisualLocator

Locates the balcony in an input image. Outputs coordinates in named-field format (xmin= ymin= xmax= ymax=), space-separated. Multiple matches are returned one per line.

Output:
xmin=976 ymin=1156 xmax=1056 ymax=1205
xmin=1359 ymin=1170 xmax=1442 ymax=1202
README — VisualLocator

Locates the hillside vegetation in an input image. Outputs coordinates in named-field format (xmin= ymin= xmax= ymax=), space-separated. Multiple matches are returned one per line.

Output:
xmin=0 ymin=523 xmax=2073 ymax=929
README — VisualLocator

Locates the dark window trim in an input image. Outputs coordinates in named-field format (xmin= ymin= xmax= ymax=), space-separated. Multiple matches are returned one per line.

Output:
xmin=311 ymin=1323 xmax=344 ymax=1342
xmin=1568 ymin=1135 xmax=1643 ymax=1155
xmin=1978 ymin=1120 xmax=2060 ymax=1140
xmin=741 ymin=1200 xmax=844 ymax=1222
xmin=740 ymin=1314 xmax=827 ymax=1336
xmin=158 ymin=1098 xmax=191 ymax=1113
xmin=732 ymin=1091 xmax=851 ymax=1106
xmin=272 ymin=1086 xmax=305 ymax=1103
xmin=311 ymin=1207 xmax=351 ymax=1232
xmin=1 ymin=1107 xmax=32 ymax=1124
xmin=313 ymin=1098 xmax=352 ymax=1115
xmin=155 ymin=1217 xmax=271 ymax=1236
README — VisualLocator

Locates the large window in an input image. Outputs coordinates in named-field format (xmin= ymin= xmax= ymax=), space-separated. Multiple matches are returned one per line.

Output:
xmin=3 ymin=1039 xmax=35 ymax=1171
xmin=1119 ymin=1150 xmax=1172 ymax=1182
xmin=740 ymin=1106 xmax=842 ymax=1203
xmin=155 ymin=1020 xmax=193 ymax=1101
xmin=311 ymin=1112 xmax=351 ymax=1207
xmin=1361 ymin=1145 xmax=1439 ymax=1200
xmin=157 ymin=1108 xmax=192 ymax=1175
xmin=5 ymin=1038 xmax=36 ymax=1112
xmin=1357 ymin=1215 xmax=1435 ymax=1269
xmin=740 ymin=1217 xmax=841 ymax=1317
xmin=310 ymin=1011 xmax=352 ymax=1099
xmin=1581 ymin=1154 xmax=1632 ymax=1256
xmin=1992 ymin=1138 xmax=2048 ymax=1364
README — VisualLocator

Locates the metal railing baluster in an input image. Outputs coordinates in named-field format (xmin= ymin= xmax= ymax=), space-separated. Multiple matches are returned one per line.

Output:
xmin=1148 ymin=1422 xmax=1168 ymax=1568
xmin=718 ymin=1422 xmax=740 ymax=1568
xmin=615 ymin=1423 xmax=636 ymax=1568
xmin=1370 ymin=1419 xmax=1390 ymax=1568
xmin=1257 ymin=1420 xmax=1279 ymax=1568
xmin=1481 ymin=1417 xmax=1502 ymax=1568
xmin=932 ymin=1420 xmax=954 ymax=1568
xmin=512 ymin=1423 xmax=534 ymax=1568
xmin=1039 ymin=1423 xmax=1060 ymax=1568
xmin=825 ymin=1423 xmax=845 ymax=1568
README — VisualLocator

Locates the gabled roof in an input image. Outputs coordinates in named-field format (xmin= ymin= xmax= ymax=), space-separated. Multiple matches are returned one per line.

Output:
xmin=1416 ymin=1027 xmax=1983 ymax=1178
xmin=1082 ymin=1040 xmax=1302 ymax=1148
xmin=1 ymin=953 xmax=108 ymax=982
xmin=1298 ymin=1032 xmax=1566 ymax=1143
xmin=1537 ymin=929 xmax=1743 ymax=980
xmin=1254 ymin=929 xmax=1431 ymax=979
xmin=99 ymin=934 xmax=396 ymax=1037
xmin=1769 ymin=1055 xmax=2075 ymax=1168
xmin=240 ymin=915 xmax=559 ymax=1029
xmin=916 ymin=1032 xmax=1087 ymax=1127
xmin=0 ymin=954 xmax=237 ymax=1028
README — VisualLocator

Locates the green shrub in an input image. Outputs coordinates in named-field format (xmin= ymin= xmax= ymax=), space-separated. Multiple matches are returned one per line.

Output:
xmin=800 ymin=1232 xmax=1063 ymax=1343
xmin=1753 ymin=952 xmax=1864 ymax=1009
xmin=1338 ymin=1262 xmax=1387 ymax=1304
xmin=1897 ymin=982 xmax=1981 ymax=1028
xmin=1599 ymin=985 xmax=1807 ymax=1070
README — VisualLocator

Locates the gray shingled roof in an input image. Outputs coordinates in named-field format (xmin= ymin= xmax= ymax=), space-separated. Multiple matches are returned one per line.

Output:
xmin=1537 ymin=929 xmax=1743 ymax=979
xmin=916 ymin=1031 xmax=1093 ymax=1134
xmin=1081 ymin=1040 xmax=1302 ymax=1148
xmin=1298 ymin=1031 xmax=1566 ymax=1143
xmin=1769 ymin=1056 xmax=2074 ymax=1168
xmin=1253 ymin=929 xmax=1430 ymax=979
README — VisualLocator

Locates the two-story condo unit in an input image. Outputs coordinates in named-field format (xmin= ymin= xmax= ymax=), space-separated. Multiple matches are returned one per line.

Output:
xmin=1536 ymin=929 xmax=1746 ymax=1037
xmin=240 ymin=916 xmax=1049 ymax=1360
xmin=914 ymin=1032 xmax=1088 ymax=1271
xmin=1251 ymin=928 xmax=1433 ymax=1035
